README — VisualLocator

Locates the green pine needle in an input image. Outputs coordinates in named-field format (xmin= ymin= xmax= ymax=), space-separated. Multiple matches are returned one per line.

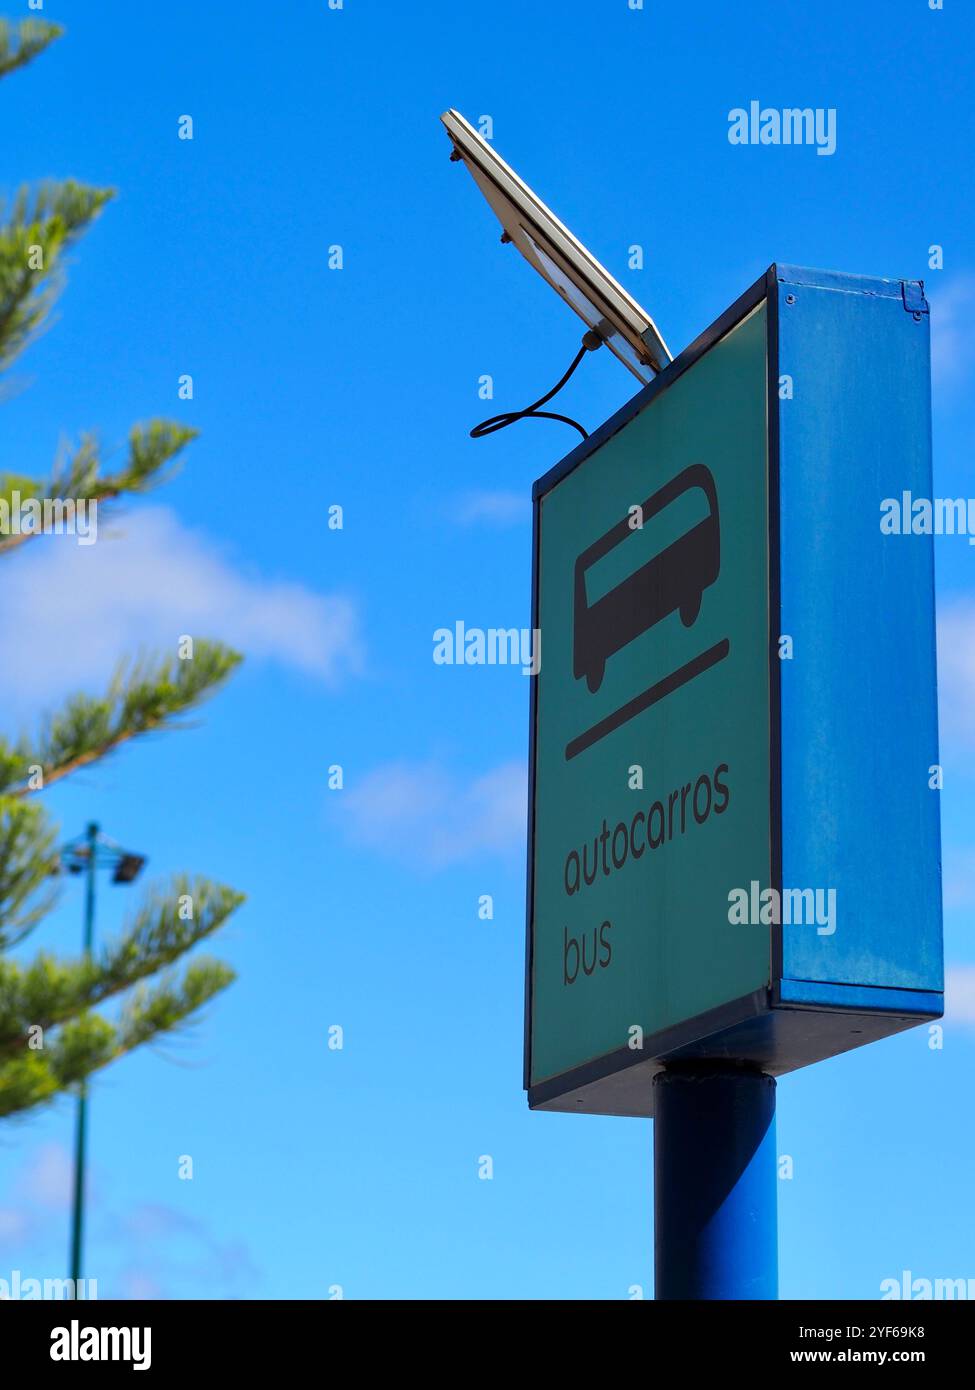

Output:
xmin=0 ymin=19 xmax=63 ymax=81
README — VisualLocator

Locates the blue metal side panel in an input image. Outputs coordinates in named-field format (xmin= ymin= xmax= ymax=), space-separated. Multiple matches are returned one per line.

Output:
xmin=777 ymin=978 xmax=942 ymax=1016
xmin=774 ymin=263 xmax=911 ymax=302
xmin=776 ymin=268 xmax=943 ymax=995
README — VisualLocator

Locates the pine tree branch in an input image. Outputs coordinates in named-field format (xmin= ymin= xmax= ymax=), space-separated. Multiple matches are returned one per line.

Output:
xmin=0 ymin=18 xmax=247 ymax=1127
xmin=0 ymin=180 xmax=114 ymax=373
xmin=0 ymin=876 xmax=244 ymax=1054
xmin=0 ymin=641 xmax=243 ymax=797
xmin=0 ymin=795 xmax=60 ymax=950
xmin=0 ymin=423 xmax=198 ymax=556
xmin=0 ymin=958 xmax=235 ymax=1118
xmin=0 ymin=18 xmax=62 ymax=80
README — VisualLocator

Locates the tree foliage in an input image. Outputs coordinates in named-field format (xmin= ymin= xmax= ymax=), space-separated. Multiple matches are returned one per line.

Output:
xmin=0 ymin=18 xmax=62 ymax=80
xmin=0 ymin=20 xmax=244 ymax=1118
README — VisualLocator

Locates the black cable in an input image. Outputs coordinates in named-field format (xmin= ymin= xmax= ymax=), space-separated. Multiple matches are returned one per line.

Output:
xmin=470 ymin=331 xmax=602 ymax=442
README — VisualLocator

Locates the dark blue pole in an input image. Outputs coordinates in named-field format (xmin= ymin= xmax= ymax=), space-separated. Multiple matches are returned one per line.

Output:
xmin=653 ymin=1064 xmax=777 ymax=1299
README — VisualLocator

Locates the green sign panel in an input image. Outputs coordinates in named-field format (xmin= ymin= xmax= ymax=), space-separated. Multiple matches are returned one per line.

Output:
xmin=528 ymin=302 xmax=771 ymax=1101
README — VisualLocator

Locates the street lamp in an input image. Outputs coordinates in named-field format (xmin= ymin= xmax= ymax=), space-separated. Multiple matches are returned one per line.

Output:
xmin=59 ymin=823 xmax=147 ymax=1295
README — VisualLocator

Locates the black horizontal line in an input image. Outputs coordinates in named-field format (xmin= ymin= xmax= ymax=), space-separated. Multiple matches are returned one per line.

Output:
xmin=564 ymin=638 xmax=731 ymax=761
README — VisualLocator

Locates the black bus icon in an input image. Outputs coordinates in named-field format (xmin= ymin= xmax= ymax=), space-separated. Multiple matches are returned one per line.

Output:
xmin=573 ymin=462 xmax=720 ymax=694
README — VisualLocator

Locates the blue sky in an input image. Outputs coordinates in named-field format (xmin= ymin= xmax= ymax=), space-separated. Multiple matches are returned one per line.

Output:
xmin=1 ymin=0 xmax=973 ymax=1299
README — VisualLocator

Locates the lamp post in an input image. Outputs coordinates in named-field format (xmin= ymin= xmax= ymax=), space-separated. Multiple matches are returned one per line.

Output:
xmin=60 ymin=823 xmax=146 ymax=1294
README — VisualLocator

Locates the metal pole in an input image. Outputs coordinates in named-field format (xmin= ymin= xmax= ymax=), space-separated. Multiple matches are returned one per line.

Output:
xmin=653 ymin=1063 xmax=777 ymax=1300
xmin=69 ymin=821 xmax=98 ymax=1294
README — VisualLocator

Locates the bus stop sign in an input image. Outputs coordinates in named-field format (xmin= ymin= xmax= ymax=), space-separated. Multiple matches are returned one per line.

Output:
xmin=525 ymin=263 xmax=943 ymax=1116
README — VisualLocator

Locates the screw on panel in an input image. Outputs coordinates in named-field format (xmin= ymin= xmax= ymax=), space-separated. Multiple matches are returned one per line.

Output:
xmin=785 ymin=294 xmax=797 ymax=305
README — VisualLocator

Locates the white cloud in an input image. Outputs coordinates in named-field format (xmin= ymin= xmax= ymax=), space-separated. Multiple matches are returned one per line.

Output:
xmin=943 ymin=847 xmax=975 ymax=909
xmin=929 ymin=276 xmax=975 ymax=391
xmin=937 ymin=600 xmax=975 ymax=749
xmin=944 ymin=964 xmax=975 ymax=1029
xmin=0 ymin=1207 xmax=31 ymax=1241
xmin=0 ymin=1143 xmax=73 ymax=1256
xmin=19 ymin=1141 xmax=73 ymax=1209
xmin=0 ymin=1142 xmax=259 ymax=1298
xmin=115 ymin=1201 xmax=260 ymax=1298
xmin=451 ymin=490 xmax=528 ymax=527
xmin=339 ymin=758 xmax=527 ymax=869
xmin=0 ymin=505 xmax=363 ymax=710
